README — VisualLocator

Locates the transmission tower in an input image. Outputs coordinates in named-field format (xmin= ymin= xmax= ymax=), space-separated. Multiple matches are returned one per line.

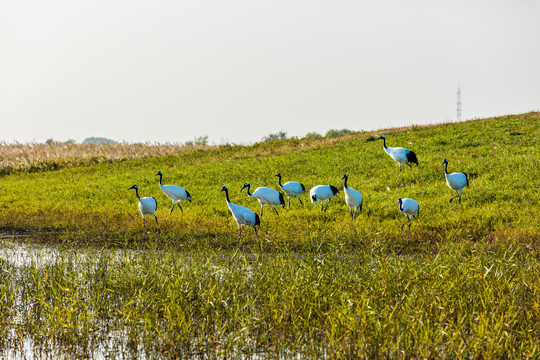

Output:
xmin=457 ymin=87 xmax=462 ymax=122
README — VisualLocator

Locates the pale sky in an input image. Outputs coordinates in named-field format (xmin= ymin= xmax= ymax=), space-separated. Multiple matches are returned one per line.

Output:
xmin=1 ymin=0 xmax=539 ymax=144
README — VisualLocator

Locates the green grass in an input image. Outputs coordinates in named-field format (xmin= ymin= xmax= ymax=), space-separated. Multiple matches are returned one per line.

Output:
xmin=0 ymin=112 xmax=539 ymax=358
xmin=0 ymin=112 xmax=539 ymax=250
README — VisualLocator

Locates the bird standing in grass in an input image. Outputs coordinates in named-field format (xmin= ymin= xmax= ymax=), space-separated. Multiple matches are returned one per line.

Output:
xmin=127 ymin=185 xmax=158 ymax=230
xmin=341 ymin=174 xmax=363 ymax=219
xmin=240 ymin=182 xmax=285 ymax=217
xmin=274 ymin=173 xmax=305 ymax=208
xmin=442 ymin=159 xmax=469 ymax=203
xmin=221 ymin=185 xmax=260 ymax=239
xmin=377 ymin=135 xmax=418 ymax=171
xmin=310 ymin=185 xmax=339 ymax=211
xmin=155 ymin=171 xmax=192 ymax=215
xmin=398 ymin=197 xmax=419 ymax=231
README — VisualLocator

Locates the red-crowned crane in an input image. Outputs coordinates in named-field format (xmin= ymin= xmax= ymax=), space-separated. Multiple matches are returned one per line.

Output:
xmin=398 ymin=197 xmax=419 ymax=231
xmin=377 ymin=135 xmax=418 ymax=171
xmin=155 ymin=171 xmax=192 ymax=215
xmin=127 ymin=185 xmax=158 ymax=230
xmin=341 ymin=174 xmax=363 ymax=219
xmin=310 ymin=185 xmax=339 ymax=211
xmin=221 ymin=185 xmax=260 ymax=239
xmin=442 ymin=159 xmax=469 ymax=203
xmin=240 ymin=182 xmax=285 ymax=216
xmin=274 ymin=173 xmax=305 ymax=208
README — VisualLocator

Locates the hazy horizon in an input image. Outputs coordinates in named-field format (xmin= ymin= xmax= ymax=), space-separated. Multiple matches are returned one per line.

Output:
xmin=1 ymin=1 xmax=539 ymax=145
xmin=3 ymin=111 xmax=535 ymax=146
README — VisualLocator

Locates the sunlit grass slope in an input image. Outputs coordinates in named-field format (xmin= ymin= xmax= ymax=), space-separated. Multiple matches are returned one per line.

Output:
xmin=0 ymin=112 xmax=538 ymax=250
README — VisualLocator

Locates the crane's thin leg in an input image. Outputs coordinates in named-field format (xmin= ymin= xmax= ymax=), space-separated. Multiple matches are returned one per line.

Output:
xmin=170 ymin=202 xmax=175 ymax=215
xmin=153 ymin=214 xmax=158 ymax=227
xmin=177 ymin=203 xmax=183 ymax=213
xmin=273 ymin=206 xmax=279 ymax=216
xmin=298 ymin=197 xmax=304 ymax=207
xmin=320 ymin=201 xmax=324 ymax=212
xmin=449 ymin=193 xmax=460 ymax=203
xmin=288 ymin=197 xmax=291 ymax=209
xmin=407 ymin=163 xmax=412 ymax=169
xmin=142 ymin=217 xmax=146 ymax=231
xmin=400 ymin=217 xmax=409 ymax=231
xmin=399 ymin=164 xmax=402 ymax=172
xmin=324 ymin=199 xmax=332 ymax=212
xmin=237 ymin=225 xmax=242 ymax=240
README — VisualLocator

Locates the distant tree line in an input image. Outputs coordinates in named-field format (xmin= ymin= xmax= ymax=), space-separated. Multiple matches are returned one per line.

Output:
xmin=42 ymin=128 xmax=354 ymax=146
xmin=44 ymin=137 xmax=118 ymax=145
xmin=262 ymin=128 xmax=354 ymax=142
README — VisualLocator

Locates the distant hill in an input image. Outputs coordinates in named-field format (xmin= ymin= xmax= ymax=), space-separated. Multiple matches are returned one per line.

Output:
xmin=83 ymin=137 xmax=117 ymax=144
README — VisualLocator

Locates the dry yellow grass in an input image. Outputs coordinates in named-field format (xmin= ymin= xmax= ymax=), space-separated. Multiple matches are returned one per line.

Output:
xmin=0 ymin=141 xmax=210 ymax=173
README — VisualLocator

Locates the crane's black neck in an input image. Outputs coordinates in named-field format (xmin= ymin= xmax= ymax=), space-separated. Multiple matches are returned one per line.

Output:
xmin=277 ymin=175 xmax=283 ymax=187
xmin=223 ymin=187 xmax=231 ymax=203
xmin=245 ymin=184 xmax=252 ymax=196
xmin=157 ymin=173 xmax=163 ymax=185
xmin=382 ymin=136 xmax=387 ymax=148
xmin=343 ymin=176 xmax=349 ymax=189
xmin=134 ymin=187 xmax=140 ymax=199
xmin=443 ymin=162 xmax=449 ymax=175
xmin=398 ymin=198 xmax=403 ymax=211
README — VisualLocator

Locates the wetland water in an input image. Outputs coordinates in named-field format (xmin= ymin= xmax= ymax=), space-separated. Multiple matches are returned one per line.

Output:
xmin=0 ymin=237 xmax=154 ymax=359
xmin=0 ymin=235 xmax=264 ymax=359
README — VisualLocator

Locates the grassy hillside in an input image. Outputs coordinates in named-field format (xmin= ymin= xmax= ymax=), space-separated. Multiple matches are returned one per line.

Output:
xmin=1 ymin=112 xmax=539 ymax=358
xmin=0 ymin=112 xmax=538 ymax=250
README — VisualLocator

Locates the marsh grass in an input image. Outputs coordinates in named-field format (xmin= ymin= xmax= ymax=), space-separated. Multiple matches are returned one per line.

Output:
xmin=1 ymin=241 xmax=539 ymax=359
xmin=0 ymin=112 xmax=540 ymax=358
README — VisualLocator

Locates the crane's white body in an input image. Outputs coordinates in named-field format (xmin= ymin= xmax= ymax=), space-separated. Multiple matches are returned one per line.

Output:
xmin=398 ymin=197 xmax=419 ymax=231
xmin=241 ymin=183 xmax=285 ymax=216
xmin=128 ymin=185 xmax=158 ymax=230
xmin=310 ymin=185 xmax=339 ymax=211
xmin=442 ymin=159 xmax=469 ymax=203
xmin=275 ymin=173 xmax=305 ymax=208
xmin=156 ymin=171 xmax=192 ymax=215
xmin=221 ymin=185 xmax=260 ymax=238
xmin=341 ymin=174 xmax=363 ymax=219
xmin=378 ymin=135 xmax=418 ymax=171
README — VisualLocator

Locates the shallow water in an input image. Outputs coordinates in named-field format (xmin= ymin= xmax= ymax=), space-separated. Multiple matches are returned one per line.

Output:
xmin=0 ymin=236 xmax=264 ymax=359
xmin=0 ymin=234 xmax=321 ymax=359
xmin=0 ymin=235 xmax=154 ymax=359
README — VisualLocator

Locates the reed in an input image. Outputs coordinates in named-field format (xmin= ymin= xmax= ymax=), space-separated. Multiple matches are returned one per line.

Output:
xmin=1 ymin=241 xmax=539 ymax=358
